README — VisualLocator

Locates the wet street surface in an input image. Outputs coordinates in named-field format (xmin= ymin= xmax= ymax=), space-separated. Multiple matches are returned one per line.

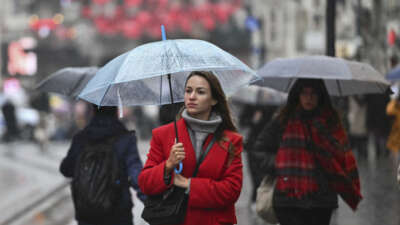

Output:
xmin=0 ymin=139 xmax=399 ymax=225
xmin=331 ymin=154 xmax=400 ymax=225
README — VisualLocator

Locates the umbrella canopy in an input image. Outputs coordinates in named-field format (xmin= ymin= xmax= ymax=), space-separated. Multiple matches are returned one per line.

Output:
xmin=386 ymin=65 xmax=400 ymax=81
xmin=256 ymin=55 xmax=390 ymax=96
xmin=230 ymin=85 xmax=287 ymax=106
xmin=78 ymin=39 xmax=260 ymax=106
xmin=36 ymin=67 xmax=98 ymax=98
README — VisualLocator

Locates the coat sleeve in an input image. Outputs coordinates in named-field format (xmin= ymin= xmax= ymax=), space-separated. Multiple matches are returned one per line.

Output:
xmin=122 ymin=132 xmax=146 ymax=201
xmin=59 ymin=133 xmax=84 ymax=178
xmin=138 ymin=130 xmax=174 ymax=195
xmin=253 ymin=118 xmax=281 ymax=176
xmin=188 ymin=135 xmax=243 ymax=209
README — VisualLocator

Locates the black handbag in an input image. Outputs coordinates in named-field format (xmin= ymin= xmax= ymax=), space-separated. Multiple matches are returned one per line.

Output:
xmin=141 ymin=185 xmax=188 ymax=225
xmin=141 ymin=136 xmax=217 ymax=225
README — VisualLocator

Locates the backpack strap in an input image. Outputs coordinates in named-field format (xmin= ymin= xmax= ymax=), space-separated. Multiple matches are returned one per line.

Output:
xmin=192 ymin=135 xmax=217 ymax=177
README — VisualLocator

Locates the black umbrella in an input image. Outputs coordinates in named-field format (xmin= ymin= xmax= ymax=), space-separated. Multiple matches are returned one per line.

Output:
xmin=35 ymin=67 xmax=98 ymax=99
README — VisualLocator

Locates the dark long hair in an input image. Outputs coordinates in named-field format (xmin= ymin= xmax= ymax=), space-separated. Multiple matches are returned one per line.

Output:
xmin=277 ymin=78 xmax=341 ymax=128
xmin=178 ymin=71 xmax=237 ymax=142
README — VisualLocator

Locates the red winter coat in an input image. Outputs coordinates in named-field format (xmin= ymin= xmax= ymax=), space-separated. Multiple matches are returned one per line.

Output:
xmin=138 ymin=118 xmax=243 ymax=225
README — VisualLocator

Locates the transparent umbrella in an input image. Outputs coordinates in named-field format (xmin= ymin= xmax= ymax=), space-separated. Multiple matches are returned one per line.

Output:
xmin=78 ymin=40 xmax=259 ymax=106
xmin=256 ymin=55 xmax=390 ymax=96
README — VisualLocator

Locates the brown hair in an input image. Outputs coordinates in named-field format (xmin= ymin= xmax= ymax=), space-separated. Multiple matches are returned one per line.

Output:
xmin=178 ymin=71 xmax=237 ymax=142
xmin=277 ymin=78 xmax=341 ymax=128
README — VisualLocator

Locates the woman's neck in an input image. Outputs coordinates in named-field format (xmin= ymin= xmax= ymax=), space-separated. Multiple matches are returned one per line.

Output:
xmin=182 ymin=109 xmax=222 ymax=133
xmin=299 ymin=107 xmax=319 ymax=120
xmin=189 ymin=111 xmax=211 ymax=121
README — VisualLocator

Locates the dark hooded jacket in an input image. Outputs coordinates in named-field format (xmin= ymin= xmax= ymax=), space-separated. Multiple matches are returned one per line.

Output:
xmin=60 ymin=113 xmax=145 ymax=225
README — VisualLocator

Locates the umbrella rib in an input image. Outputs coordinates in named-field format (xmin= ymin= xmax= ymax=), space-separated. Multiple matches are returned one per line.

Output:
xmin=69 ymin=73 xmax=87 ymax=96
xmin=285 ymin=78 xmax=293 ymax=92
xmin=160 ymin=76 xmax=163 ymax=104
xmin=336 ymin=80 xmax=343 ymax=96
xmin=109 ymin=65 xmax=251 ymax=85
xmin=376 ymin=81 xmax=386 ymax=94
xmin=99 ymin=84 xmax=112 ymax=106
xmin=171 ymin=42 xmax=184 ymax=72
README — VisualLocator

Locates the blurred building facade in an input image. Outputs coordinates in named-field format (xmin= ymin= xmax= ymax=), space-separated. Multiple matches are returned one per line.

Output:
xmin=1 ymin=0 xmax=400 ymax=79
xmin=1 ymin=0 xmax=252 ymax=79
xmin=249 ymin=0 xmax=400 ymax=74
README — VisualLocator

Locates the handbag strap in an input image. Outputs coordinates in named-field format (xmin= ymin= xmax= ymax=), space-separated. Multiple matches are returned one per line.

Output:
xmin=192 ymin=135 xmax=217 ymax=177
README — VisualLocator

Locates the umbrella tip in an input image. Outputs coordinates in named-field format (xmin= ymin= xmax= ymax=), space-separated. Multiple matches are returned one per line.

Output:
xmin=161 ymin=25 xmax=166 ymax=41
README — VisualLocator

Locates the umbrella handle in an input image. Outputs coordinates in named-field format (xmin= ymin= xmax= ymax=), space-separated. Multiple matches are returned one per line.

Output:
xmin=161 ymin=25 xmax=166 ymax=41
xmin=174 ymin=162 xmax=183 ymax=174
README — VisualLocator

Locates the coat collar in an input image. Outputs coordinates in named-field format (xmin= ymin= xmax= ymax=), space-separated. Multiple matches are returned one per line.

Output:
xmin=176 ymin=118 xmax=227 ymax=178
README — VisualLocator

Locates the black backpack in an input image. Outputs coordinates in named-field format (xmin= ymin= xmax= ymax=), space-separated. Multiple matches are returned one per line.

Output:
xmin=71 ymin=132 xmax=128 ymax=223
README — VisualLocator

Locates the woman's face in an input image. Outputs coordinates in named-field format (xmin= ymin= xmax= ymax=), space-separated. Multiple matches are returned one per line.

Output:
xmin=184 ymin=75 xmax=217 ymax=120
xmin=299 ymin=87 xmax=319 ymax=111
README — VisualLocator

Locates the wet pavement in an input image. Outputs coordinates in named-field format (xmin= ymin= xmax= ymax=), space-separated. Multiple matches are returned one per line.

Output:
xmin=0 ymin=141 xmax=71 ymax=225
xmin=331 ymin=154 xmax=400 ymax=225
xmin=0 ymin=139 xmax=399 ymax=225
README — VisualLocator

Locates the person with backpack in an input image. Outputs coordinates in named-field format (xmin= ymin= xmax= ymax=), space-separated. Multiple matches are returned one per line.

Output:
xmin=138 ymin=71 xmax=243 ymax=225
xmin=60 ymin=104 xmax=145 ymax=225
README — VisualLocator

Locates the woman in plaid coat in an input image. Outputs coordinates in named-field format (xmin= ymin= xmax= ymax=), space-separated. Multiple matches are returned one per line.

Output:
xmin=254 ymin=79 xmax=362 ymax=225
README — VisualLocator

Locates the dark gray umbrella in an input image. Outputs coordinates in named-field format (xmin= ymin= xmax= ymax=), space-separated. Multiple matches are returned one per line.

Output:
xmin=35 ymin=67 xmax=98 ymax=98
xmin=257 ymin=55 xmax=390 ymax=96
xmin=230 ymin=85 xmax=287 ymax=106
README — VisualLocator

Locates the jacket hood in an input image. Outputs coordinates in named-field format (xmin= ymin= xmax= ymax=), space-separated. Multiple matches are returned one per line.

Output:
xmin=82 ymin=114 xmax=127 ymax=140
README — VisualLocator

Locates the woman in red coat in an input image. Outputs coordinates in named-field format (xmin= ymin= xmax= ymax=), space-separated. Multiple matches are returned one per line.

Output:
xmin=139 ymin=71 xmax=243 ymax=225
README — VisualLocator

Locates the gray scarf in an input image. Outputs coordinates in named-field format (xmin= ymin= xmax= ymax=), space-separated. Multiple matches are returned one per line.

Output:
xmin=181 ymin=109 xmax=222 ymax=161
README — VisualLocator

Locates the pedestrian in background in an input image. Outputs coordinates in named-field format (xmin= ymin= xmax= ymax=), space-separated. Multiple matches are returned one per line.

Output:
xmin=253 ymin=79 xmax=362 ymax=225
xmin=139 ymin=71 xmax=243 ymax=225
xmin=30 ymin=92 xmax=51 ymax=153
xmin=158 ymin=102 xmax=184 ymax=125
xmin=239 ymin=104 xmax=278 ymax=203
xmin=365 ymin=90 xmax=391 ymax=158
xmin=1 ymin=100 xmax=20 ymax=142
xmin=386 ymin=95 xmax=400 ymax=156
xmin=347 ymin=95 xmax=368 ymax=159
xmin=385 ymin=54 xmax=400 ymax=158
xmin=60 ymin=105 xmax=145 ymax=225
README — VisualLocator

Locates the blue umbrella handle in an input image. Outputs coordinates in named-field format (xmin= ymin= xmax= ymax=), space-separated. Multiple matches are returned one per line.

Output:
xmin=161 ymin=25 xmax=166 ymax=41
xmin=174 ymin=162 xmax=183 ymax=174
